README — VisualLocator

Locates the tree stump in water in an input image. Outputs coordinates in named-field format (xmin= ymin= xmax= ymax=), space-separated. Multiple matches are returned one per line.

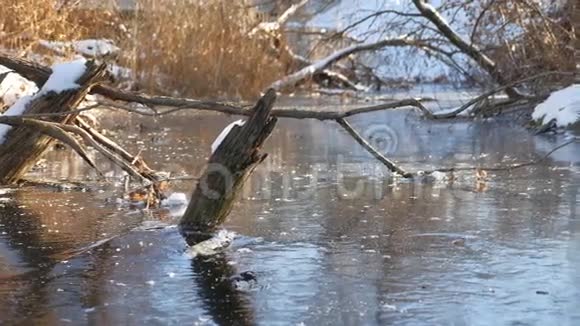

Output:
xmin=180 ymin=89 xmax=278 ymax=245
xmin=0 ymin=61 xmax=107 ymax=184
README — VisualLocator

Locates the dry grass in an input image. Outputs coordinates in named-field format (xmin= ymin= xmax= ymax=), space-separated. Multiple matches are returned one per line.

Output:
xmin=126 ymin=0 xmax=286 ymax=100
xmin=0 ymin=0 xmax=287 ymax=100
xmin=0 ymin=0 xmax=81 ymax=53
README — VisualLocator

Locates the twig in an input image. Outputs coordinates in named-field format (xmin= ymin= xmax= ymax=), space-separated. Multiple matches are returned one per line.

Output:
xmin=0 ymin=116 xmax=102 ymax=176
xmin=336 ymin=118 xmax=412 ymax=178
xmin=420 ymin=138 xmax=577 ymax=174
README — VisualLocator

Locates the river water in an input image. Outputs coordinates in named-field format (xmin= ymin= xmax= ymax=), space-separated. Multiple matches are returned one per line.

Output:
xmin=0 ymin=99 xmax=579 ymax=325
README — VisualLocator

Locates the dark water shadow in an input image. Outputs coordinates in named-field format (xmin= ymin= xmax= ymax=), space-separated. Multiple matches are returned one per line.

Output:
xmin=190 ymin=253 xmax=255 ymax=326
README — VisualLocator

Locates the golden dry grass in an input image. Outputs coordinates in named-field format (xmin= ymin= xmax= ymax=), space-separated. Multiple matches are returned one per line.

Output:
xmin=0 ymin=0 xmax=81 ymax=52
xmin=126 ymin=0 xmax=286 ymax=100
xmin=0 ymin=0 xmax=287 ymax=100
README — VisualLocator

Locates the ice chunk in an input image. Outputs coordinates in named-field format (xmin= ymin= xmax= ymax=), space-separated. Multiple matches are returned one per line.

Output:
xmin=161 ymin=192 xmax=188 ymax=207
xmin=187 ymin=230 xmax=236 ymax=257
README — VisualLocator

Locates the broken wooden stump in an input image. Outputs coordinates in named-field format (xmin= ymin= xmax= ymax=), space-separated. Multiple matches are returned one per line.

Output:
xmin=0 ymin=60 xmax=107 ymax=185
xmin=180 ymin=89 xmax=278 ymax=245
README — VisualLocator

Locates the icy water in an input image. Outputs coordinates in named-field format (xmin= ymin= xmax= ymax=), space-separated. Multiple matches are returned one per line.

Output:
xmin=0 ymin=102 xmax=579 ymax=325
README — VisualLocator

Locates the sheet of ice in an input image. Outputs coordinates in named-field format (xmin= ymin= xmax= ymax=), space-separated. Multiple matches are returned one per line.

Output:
xmin=42 ymin=59 xmax=87 ymax=94
xmin=211 ymin=119 xmax=246 ymax=153
xmin=532 ymin=84 xmax=580 ymax=128
xmin=0 ymin=66 xmax=38 ymax=107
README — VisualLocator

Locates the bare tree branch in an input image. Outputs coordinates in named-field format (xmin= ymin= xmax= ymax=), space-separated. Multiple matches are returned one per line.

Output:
xmin=412 ymin=0 xmax=521 ymax=98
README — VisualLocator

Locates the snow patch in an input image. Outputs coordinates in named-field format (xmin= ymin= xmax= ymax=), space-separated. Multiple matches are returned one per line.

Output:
xmin=42 ymin=59 xmax=87 ymax=93
xmin=73 ymin=39 xmax=120 ymax=57
xmin=532 ymin=84 xmax=580 ymax=128
xmin=211 ymin=119 xmax=246 ymax=153
xmin=0 ymin=95 xmax=34 ymax=143
xmin=0 ymin=66 xmax=38 ymax=107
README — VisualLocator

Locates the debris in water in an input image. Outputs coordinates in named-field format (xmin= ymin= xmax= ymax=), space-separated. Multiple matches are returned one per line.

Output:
xmin=186 ymin=230 xmax=236 ymax=257
xmin=161 ymin=192 xmax=188 ymax=207
xmin=382 ymin=303 xmax=397 ymax=311
xmin=452 ymin=238 xmax=466 ymax=246
xmin=231 ymin=271 xmax=257 ymax=291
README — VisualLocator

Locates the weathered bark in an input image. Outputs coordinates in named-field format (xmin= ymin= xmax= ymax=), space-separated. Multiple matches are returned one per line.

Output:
xmin=179 ymin=89 xmax=278 ymax=245
xmin=0 ymin=61 xmax=106 ymax=184
xmin=412 ymin=0 xmax=520 ymax=98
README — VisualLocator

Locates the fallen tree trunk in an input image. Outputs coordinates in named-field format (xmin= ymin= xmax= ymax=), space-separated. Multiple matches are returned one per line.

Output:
xmin=0 ymin=61 xmax=106 ymax=184
xmin=180 ymin=90 xmax=278 ymax=245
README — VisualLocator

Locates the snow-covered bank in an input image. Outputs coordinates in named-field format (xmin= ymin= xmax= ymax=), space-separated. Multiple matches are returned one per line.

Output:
xmin=532 ymin=85 xmax=580 ymax=128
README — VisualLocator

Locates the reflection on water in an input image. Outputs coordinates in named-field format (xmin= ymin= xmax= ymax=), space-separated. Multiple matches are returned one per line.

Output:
xmin=1 ymin=106 xmax=579 ymax=325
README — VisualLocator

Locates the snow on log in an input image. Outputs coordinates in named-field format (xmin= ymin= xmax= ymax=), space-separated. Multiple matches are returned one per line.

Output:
xmin=41 ymin=59 xmax=87 ymax=93
xmin=0 ymin=96 xmax=34 ymax=143
xmin=532 ymin=85 xmax=580 ymax=128
xmin=249 ymin=0 xmax=309 ymax=36
xmin=0 ymin=66 xmax=38 ymax=108
xmin=0 ymin=60 xmax=106 ymax=185
xmin=0 ymin=59 xmax=87 ymax=143
xmin=39 ymin=39 xmax=120 ymax=58
xmin=211 ymin=119 xmax=246 ymax=153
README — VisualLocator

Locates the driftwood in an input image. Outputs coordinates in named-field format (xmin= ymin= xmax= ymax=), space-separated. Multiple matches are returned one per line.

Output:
xmin=0 ymin=61 xmax=106 ymax=184
xmin=0 ymin=56 xmax=166 ymax=209
xmin=180 ymin=89 xmax=278 ymax=245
